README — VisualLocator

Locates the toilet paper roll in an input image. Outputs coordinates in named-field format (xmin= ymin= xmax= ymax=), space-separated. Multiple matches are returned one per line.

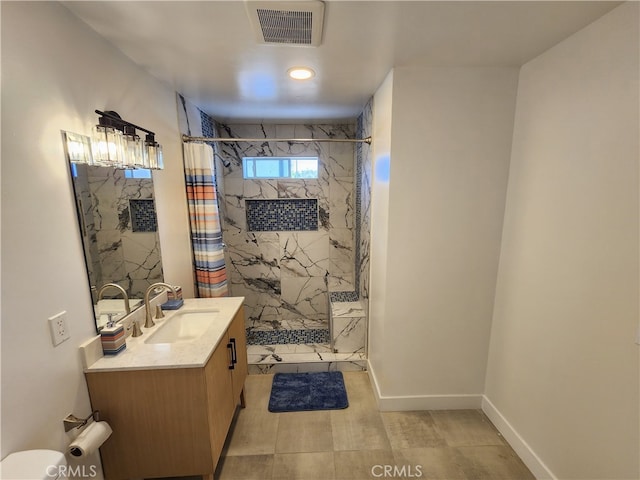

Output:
xmin=68 ymin=421 xmax=112 ymax=457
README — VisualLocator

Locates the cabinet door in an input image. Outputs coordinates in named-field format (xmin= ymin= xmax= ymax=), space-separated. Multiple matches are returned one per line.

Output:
xmin=205 ymin=332 xmax=236 ymax=464
xmin=227 ymin=306 xmax=248 ymax=404
xmin=86 ymin=368 xmax=211 ymax=479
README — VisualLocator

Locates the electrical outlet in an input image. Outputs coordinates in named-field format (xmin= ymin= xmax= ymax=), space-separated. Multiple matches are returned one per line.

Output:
xmin=48 ymin=311 xmax=71 ymax=346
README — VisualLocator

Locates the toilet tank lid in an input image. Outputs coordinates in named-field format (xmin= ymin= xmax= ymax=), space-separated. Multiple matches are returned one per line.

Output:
xmin=1 ymin=449 xmax=66 ymax=479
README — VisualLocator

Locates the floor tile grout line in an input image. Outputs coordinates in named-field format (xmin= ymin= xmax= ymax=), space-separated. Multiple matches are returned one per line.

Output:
xmin=216 ymin=373 xmax=535 ymax=480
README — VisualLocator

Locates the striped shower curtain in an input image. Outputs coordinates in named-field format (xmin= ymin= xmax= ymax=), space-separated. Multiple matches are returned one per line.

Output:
xmin=183 ymin=142 xmax=228 ymax=297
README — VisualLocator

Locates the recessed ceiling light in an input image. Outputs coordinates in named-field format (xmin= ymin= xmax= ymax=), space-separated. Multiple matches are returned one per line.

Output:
xmin=288 ymin=67 xmax=315 ymax=80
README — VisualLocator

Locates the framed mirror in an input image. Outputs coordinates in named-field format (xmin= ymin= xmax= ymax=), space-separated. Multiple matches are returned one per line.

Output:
xmin=64 ymin=132 xmax=164 ymax=331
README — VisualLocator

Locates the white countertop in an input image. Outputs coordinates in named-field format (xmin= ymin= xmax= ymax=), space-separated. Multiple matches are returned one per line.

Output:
xmin=85 ymin=297 xmax=244 ymax=373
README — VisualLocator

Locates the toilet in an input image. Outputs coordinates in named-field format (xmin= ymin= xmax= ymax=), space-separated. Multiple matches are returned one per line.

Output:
xmin=0 ymin=450 xmax=67 ymax=479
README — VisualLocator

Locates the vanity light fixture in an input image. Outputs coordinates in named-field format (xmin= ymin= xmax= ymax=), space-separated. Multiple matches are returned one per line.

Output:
xmin=91 ymin=110 xmax=163 ymax=170
xmin=287 ymin=66 xmax=315 ymax=80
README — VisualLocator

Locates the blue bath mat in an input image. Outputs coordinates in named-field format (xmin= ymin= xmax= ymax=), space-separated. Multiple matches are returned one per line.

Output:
xmin=268 ymin=371 xmax=349 ymax=412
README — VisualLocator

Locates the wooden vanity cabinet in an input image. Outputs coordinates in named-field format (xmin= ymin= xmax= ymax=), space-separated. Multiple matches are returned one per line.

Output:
xmin=85 ymin=306 xmax=248 ymax=480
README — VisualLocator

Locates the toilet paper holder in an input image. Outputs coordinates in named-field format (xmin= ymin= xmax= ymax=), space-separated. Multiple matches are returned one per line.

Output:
xmin=63 ymin=410 xmax=100 ymax=432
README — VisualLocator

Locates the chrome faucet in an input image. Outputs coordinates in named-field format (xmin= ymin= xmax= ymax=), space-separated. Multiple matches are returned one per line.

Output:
xmin=97 ymin=283 xmax=131 ymax=315
xmin=144 ymin=282 xmax=177 ymax=328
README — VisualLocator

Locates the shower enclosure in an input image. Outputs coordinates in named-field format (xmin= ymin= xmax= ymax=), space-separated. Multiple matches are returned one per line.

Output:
xmin=193 ymin=108 xmax=373 ymax=372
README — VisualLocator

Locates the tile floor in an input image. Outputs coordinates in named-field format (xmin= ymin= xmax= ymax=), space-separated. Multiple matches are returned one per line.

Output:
xmin=212 ymin=372 xmax=535 ymax=480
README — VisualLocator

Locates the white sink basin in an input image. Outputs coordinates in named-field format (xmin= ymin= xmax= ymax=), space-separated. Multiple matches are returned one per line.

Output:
xmin=144 ymin=309 xmax=220 ymax=344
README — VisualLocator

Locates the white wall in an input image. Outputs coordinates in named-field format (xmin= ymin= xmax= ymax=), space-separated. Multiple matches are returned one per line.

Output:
xmin=484 ymin=3 xmax=639 ymax=479
xmin=368 ymin=66 xmax=519 ymax=408
xmin=1 ymin=1 xmax=191 ymax=474
xmin=367 ymin=71 xmax=393 ymax=392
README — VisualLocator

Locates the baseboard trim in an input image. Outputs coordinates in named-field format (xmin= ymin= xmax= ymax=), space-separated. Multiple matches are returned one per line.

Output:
xmin=366 ymin=361 xmax=483 ymax=411
xmin=481 ymin=395 xmax=557 ymax=480
xmin=365 ymin=362 xmax=556 ymax=478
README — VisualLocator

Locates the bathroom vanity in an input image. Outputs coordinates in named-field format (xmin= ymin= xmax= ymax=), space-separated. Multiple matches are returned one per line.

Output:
xmin=84 ymin=297 xmax=247 ymax=480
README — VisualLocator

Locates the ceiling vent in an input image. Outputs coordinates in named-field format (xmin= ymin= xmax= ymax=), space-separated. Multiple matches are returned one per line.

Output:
xmin=246 ymin=1 xmax=325 ymax=46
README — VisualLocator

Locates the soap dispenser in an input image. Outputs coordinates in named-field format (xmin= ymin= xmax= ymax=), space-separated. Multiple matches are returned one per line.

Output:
xmin=100 ymin=320 xmax=126 ymax=355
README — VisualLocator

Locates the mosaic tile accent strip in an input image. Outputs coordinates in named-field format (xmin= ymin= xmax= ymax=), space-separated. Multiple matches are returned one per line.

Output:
xmin=330 ymin=291 xmax=359 ymax=302
xmin=247 ymin=328 xmax=330 ymax=345
xmin=129 ymin=199 xmax=158 ymax=232
xmin=246 ymin=199 xmax=318 ymax=232
xmin=200 ymin=109 xmax=215 ymax=138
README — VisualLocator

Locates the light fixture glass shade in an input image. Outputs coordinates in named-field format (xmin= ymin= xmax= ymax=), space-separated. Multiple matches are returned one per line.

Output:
xmin=144 ymin=134 xmax=163 ymax=170
xmin=63 ymin=131 xmax=93 ymax=164
xmin=141 ymin=147 xmax=150 ymax=169
xmin=148 ymin=144 xmax=161 ymax=169
xmin=144 ymin=143 xmax=156 ymax=169
xmin=155 ymin=145 xmax=164 ymax=170
xmin=92 ymin=125 xmax=125 ymax=167
xmin=123 ymin=127 xmax=144 ymax=168
xmin=130 ymin=137 xmax=145 ymax=168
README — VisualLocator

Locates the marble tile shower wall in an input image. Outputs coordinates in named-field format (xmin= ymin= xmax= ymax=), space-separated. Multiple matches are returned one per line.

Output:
xmin=216 ymin=123 xmax=356 ymax=334
xmin=356 ymin=98 xmax=373 ymax=302
xmin=199 ymin=108 xmax=226 ymax=200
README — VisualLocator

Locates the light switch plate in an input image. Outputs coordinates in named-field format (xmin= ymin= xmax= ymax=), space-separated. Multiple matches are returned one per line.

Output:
xmin=49 ymin=311 xmax=71 ymax=346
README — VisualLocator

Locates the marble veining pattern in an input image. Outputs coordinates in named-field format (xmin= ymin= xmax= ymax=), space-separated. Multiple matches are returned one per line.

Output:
xmin=246 ymin=344 xmax=367 ymax=374
xmin=74 ymin=165 xmax=163 ymax=298
xmin=330 ymin=301 xmax=366 ymax=355
xmin=280 ymin=276 xmax=327 ymax=320
xmin=356 ymin=98 xmax=373 ymax=303
xmin=183 ymin=97 xmax=372 ymax=369
xmin=332 ymin=316 xmax=366 ymax=354
xmin=280 ymin=231 xmax=329 ymax=278
xmin=216 ymin=122 xmax=356 ymax=338
xmin=331 ymin=301 xmax=366 ymax=318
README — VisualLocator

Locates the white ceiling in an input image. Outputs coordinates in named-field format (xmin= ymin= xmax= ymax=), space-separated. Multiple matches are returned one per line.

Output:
xmin=63 ymin=1 xmax=621 ymax=123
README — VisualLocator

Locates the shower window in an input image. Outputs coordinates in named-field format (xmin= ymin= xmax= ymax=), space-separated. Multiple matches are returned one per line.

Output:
xmin=124 ymin=169 xmax=152 ymax=179
xmin=242 ymin=156 xmax=318 ymax=179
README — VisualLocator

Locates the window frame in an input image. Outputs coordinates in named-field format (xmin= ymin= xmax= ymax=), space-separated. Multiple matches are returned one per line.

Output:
xmin=242 ymin=156 xmax=318 ymax=180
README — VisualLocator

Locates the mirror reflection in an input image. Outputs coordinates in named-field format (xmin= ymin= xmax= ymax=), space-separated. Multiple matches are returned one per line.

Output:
xmin=68 ymin=152 xmax=164 ymax=331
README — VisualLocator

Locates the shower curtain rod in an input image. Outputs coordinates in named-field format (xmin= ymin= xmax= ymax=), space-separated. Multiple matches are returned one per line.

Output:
xmin=182 ymin=134 xmax=372 ymax=145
